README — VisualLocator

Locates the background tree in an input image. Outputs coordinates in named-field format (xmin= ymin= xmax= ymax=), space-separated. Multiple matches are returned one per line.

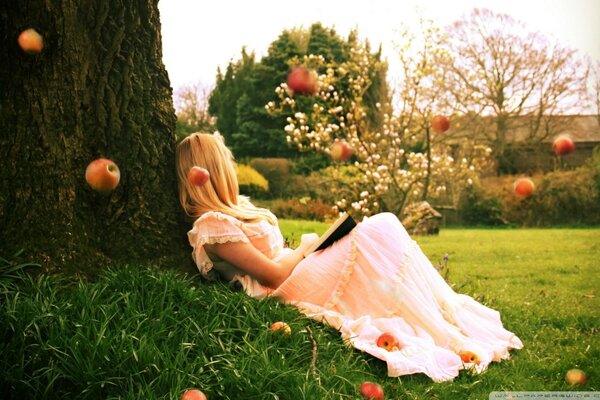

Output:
xmin=173 ymin=82 xmax=216 ymax=140
xmin=593 ymin=60 xmax=600 ymax=126
xmin=443 ymin=8 xmax=589 ymax=173
xmin=0 ymin=0 xmax=189 ymax=272
xmin=208 ymin=24 xmax=389 ymax=162
xmin=267 ymin=33 xmax=491 ymax=217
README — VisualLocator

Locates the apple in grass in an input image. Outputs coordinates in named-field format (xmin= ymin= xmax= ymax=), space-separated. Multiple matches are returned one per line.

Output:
xmin=270 ymin=321 xmax=292 ymax=335
xmin=180 ymin=389 xmax=208 ymax=400
xmin=552 ymin=135 xmax=575 ymax=156
xmin=376 ymin=332 xmax=401 ymax=352
xmin=565 ymin=369 xmax=586 ymax=385
xmin=188 ymin=166 xmax=210 ymax=187
xmin=513 ymin=177 xmax=535 ymax=198
xmin=359 ymin=382 xmax=384 ymax=400
xmin=18 ymin=28 xmax=44 ymax=54
xmin=431 ymin=115 xmax=450 ymax=133
xmin=458 ymin=350 xmax=481 ymax=365
xmin=287 ymin=66 xmax=319 ymax=95
xmin=85 ymin=158 xmax=120 ymax=193
xmin=330 ymin=140 xmax=353 ymax=162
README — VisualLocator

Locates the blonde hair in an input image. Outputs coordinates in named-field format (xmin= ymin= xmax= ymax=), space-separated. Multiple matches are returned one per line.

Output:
xmin=176 ymin=132 xmax=277 ymax=225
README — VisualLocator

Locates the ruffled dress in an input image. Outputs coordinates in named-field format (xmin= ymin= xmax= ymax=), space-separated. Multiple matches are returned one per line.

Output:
xmin=187 ymin=211 xmax=523 ymax=382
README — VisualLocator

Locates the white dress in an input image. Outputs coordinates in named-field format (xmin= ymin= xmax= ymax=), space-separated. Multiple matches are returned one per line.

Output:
xmin=188 ymin=211 xmax=523 ymax=382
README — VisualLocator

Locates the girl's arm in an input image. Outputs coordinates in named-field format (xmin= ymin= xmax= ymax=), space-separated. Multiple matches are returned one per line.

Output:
xmin=204 ymin=233 xmax=319 ymax=289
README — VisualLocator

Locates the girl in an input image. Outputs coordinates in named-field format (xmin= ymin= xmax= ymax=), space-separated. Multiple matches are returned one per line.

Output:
xmin=176 ymin=132 xmax=523 ymax=382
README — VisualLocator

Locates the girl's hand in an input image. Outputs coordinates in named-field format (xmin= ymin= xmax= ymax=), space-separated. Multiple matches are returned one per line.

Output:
xmin=299 ymin=233 xmax=319 ymax=250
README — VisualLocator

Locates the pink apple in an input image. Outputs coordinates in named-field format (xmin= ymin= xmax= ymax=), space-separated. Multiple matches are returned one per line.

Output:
xmin=552 ymin=135 xmax=575 ymax=156
xmin=85 ymin=158 xmax=120 ymax=192
xmin=18 ymin=28 xmax=44 ymax=55
xmin=431 ymin=115 xmax=450 ymax=133
xmin=376 ymin=332 xmax=401 ymax=352
xmin=330 ymin=140 xmax=352 ymax=161
xmin=359 ymin=382 xmax=384 ymax=400
xmin=565 ymin=369 xmax=586 ymax=385
xmin=270 ymin=321 xmax=291 ymax=335
xmin=180 ymin=389 xmax=208 ymax=400
xmin=287 ymin=66 xmax=319 ymax=95
xmin=188 ymin=166 xmax=210 ymax=187
xmin=513 ymin=177 xmax=535 ymax=198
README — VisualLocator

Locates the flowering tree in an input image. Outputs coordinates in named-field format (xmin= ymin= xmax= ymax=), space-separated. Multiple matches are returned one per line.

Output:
xmin=267 ymin=24 xmax=492 ymax=217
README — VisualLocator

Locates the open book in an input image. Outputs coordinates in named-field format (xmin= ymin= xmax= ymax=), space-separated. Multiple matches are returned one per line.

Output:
xmin=303 ymin=212 xmax=357 ymax=257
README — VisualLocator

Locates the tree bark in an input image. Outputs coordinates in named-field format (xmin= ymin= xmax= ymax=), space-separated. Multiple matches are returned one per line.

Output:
xmin=0 ymin=0 xmax=192 ymax=274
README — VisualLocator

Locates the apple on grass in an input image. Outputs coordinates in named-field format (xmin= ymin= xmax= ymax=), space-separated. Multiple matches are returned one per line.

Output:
xmin=513 ymin=177 xmax=535 ymax=198
xmin=188 ymin=166 xmax=210 ymax=187
xmin=458 ymin=350 xmax=481 ymax=365
xmin=376 ymin=332 xmax=401 ymax=352
xmin=330 ymin=140 xmax=352 ymax=162
xmin=431 ymin=115 xmax=450 ymax=133
xmin=359 ymin=382 xmax=384 ymax=400
xmin=85 ymin=158 xmax=120 ymax=193
xmin=287 ymin=66 xmax=319 ymax=95
xmin=18 ymin=28 xmax=44 ymax=54
xmin=565 ymin=369 xmax=586 ymax=385
xmin=180 ymin=389 xmax=208 ymax=400
xmin=270 ymin=321 xmax=291 ymax=335
xmin=552 ymin=135 xmax=575 ymax=156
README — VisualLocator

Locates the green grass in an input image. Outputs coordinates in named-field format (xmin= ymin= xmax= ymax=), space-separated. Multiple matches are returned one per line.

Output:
xmin=1 ymin=225 xmax=598 ymax=399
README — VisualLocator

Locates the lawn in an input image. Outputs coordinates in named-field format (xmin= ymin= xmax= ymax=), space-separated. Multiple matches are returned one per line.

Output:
xmin=1 ymin=224 xmax=598 ymax=399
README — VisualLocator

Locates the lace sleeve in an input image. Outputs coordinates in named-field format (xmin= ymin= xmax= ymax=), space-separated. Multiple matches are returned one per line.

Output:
xmin=187 ymin=211 xmax=250 ymax=278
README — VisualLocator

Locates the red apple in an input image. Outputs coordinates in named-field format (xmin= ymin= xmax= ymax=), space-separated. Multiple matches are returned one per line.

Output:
xmin=565 ymin=369 xmax=586 ymax=385
xmin=431 ymin=115 xmax=450 ymax=133
xmin=188 ymin=166 xmax=210 ymax=187
xmin=552 ymin=135 xmax=575 ymax=156
xmin=180 ymin=389 xmax=208 ymax=400
xmin=376 ymin=332 xmax=401 ymax=352
xmin=359 ymin=382 xmax=384 ymax=400
xmin=330 ymin=140 xmax=352 ymax=161
xmin=85 ymin=158 xmax=120 ymax=192
xmin=270 ymin=321 xmax=291 ymax=335
xmin=458 ymin=350 xmax=481 ymax=365
xmin=513 ymin=177 xmax=535 ymax=198
xmin=18 ymin=28 xmax=44 ymax=55
xmin=287 ymin=66 xmax=319 ymax=95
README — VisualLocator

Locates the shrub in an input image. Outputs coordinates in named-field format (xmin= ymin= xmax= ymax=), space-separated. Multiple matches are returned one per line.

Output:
xmin=249 ymin=158 xmax=292 ymax=198
xmin=481 ymin=154 xmax=600 ymax=226
xmin=269 ymin=197 xmax=337 ymax=221
xmin=235 ymin=164 xmax=269 ymax=198
xmin=458 ymin=185 xmax=507 ymax=226
xmin=520 ymin=166 xmax=600 ymax=226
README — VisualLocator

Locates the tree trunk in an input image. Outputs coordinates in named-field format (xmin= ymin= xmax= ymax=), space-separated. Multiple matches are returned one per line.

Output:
xmin=0 ymin=0 xmax=192 ymax=274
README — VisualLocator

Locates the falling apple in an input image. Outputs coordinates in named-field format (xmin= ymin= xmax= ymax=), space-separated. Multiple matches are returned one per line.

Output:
xmin=287 ymin=66 xmax=319 ymax=95
xmin=18 ymin=28 xmax=44 ymax=55
xmin=359 ymin=382 xmax=384 ymax=400
xmin=565 ymin=369 xmax=586 ymax=385
xmin=180 ymin=389 xmax=208 ymax=400
xmin=85 ymin=158 xmax=120 ymax=193
xmin=431 ymin=115 xmax=450 ymax=133
xmin=513 ymin=177 xmax=535 ymax=198
xmin=330 ymin=140 xmax=352 ymax=162
xmin=376 ymin=332 xmax=401 ymax=352
xmin=458 ymin=350 xmax=481 ymax=365
xmin=552 ymin=135 xmax=575 ymax=156
xmin=270 ymin=321 xmax=291 ymax=335
xmin=188 ymin=166 xmax=210 ymax=187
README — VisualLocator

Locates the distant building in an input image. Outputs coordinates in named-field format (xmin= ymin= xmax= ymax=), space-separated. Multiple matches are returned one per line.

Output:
xmin=449 ymin=114 xmax=600 ymax=173
xmin=507 ymin=115 xmax=600 ymax=172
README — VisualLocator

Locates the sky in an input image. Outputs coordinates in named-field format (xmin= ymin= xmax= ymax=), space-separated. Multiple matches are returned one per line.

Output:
xmin=158 ymin=0 xmax=600 ymax=92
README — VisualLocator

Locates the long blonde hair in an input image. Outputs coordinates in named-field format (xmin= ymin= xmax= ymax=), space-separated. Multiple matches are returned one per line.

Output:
xmin=176 ymin=132 xmax=277 ymax=225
